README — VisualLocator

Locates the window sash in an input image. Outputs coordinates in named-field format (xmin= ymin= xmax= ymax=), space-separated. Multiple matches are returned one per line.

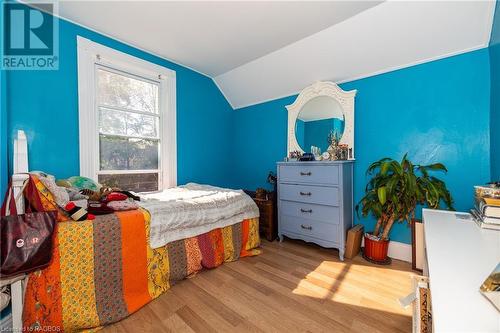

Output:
xmin=98 ymin=64 xmax=161 ymax=86
xmin=98 ymin=106 xmax=160 ymax=140
xmin=98 ymin=132 xmax=160 ymax=142
xmin=97 ymin=105 xmax=161 ymax=118
xmin=97 ymin=169 xmax=160 ymax=175
xmin=96 ymin=65 xmax=160 ymax=115
xmin=98 ymin=130 xmax=161 ymax=173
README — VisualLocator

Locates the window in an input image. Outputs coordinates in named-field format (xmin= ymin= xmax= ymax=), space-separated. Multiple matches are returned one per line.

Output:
xmin=97 ymin=67 xmax=160 ymax=191
xmin=77 ymin=37 xmax=176 ymax=192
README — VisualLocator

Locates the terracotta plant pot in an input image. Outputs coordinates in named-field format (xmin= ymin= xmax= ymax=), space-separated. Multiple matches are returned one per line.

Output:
xmin=364 ymin=234 xmax=389 ymax=262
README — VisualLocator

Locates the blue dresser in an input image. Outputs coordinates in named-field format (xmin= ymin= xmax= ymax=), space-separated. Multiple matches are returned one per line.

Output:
xmin=277 ymin=161 xmax=354 ymax=260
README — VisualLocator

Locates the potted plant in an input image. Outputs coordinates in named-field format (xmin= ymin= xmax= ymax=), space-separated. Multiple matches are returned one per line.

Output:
xmin=356 ymin=154 xmax=454 ymax=263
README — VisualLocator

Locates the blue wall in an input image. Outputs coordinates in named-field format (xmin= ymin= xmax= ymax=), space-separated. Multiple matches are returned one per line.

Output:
xmin=232 ymin=49 xmax=491 ymax=244
xmin=4 ymin=11 xmax=234 ymax=193
xmin=1 ymin=69 xmax=6 ymax=203
xmin=490 ymin=0 xmax=500 ymax=181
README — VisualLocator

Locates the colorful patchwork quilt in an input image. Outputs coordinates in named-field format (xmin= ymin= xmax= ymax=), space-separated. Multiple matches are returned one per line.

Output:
xmin=22 ymin=177 xmax=261 ymax=332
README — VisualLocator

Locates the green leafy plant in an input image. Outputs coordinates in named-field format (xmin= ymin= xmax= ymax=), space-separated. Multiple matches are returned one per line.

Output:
xmin=356 ymin=154 xmax=454 ymax=240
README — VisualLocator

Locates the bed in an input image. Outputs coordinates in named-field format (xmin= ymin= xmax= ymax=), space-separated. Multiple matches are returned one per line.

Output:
xmin=20 ymin=176 xmax=261 ymax=332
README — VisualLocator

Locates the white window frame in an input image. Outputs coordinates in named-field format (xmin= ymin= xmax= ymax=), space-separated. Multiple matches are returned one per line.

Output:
xmin=77 ymin=36 xmax=177 ymax=190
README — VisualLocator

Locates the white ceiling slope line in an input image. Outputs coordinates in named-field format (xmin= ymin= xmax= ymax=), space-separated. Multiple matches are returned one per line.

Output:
xmin=212 ymin=78 xmax=236 ymax=110
xmin=215 ymin=1 xmax=496 ymax=110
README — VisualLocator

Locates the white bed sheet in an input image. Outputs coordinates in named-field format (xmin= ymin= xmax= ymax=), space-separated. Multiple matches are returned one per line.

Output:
xmin=139 ymin=183 xmax=260 ymax=248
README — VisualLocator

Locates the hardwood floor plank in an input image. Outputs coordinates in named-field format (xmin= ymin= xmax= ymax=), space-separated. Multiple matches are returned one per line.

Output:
xmin=176 ymin=305 xmax=218 ymax=333
xmin=102 ymin=239 xmax=414 ymax=332
xmin=229 ymin=261 xmax=353 ymax=332
xmin=114 ymin=301 xmax=168 ymax=333
xmin=192 ymin=272 xmax=301 ymax=333
xmin=171 ymin=279 xmax=244 ymax=330
xmin=222 ymin=265 xmax=349 ymax=332
xmin=233 ymin=320 xmax=265 ymax=332
xmin=263 ymin=245 xmax=411 ymax=295
xmin=187 ymin=279 xmax=246 ymax=325
xmin=148 ymin=291 xmax=185 ymax=320
xmin=222 ymin=262 xmax=275 ymax=296
xmin=161 ymin=314 xmax=196 ymax=333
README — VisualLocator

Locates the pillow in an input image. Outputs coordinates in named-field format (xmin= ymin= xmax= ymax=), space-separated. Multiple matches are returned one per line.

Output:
xmin=67 ymin=176 xmax=101 ymax=191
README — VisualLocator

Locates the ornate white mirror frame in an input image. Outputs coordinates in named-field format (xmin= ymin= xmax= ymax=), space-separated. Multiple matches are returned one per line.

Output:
xmin=286 ymin=81 xmax=357 ymax=159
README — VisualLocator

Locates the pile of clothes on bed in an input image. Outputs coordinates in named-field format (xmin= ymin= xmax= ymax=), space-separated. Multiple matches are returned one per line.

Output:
xmin=32 ymin=172 xmax=141 ymax=221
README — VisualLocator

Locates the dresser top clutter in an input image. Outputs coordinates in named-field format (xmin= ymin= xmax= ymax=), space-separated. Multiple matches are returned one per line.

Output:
xmin=277 ymin=161 xmax=354 ymax=165
xmin=423 ymin=209 xmax=500 ymax=333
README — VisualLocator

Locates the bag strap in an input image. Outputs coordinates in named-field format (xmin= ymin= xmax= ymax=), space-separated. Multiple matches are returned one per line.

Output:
xmin=15 ymin=179 xmax=28 ymax=212
xmin=1 ymin=177 xmax=29 ymax=217
xmin=25 ymin=175 xmax=45 ymax=213
xmin=1 ymin=180 xmax=17 ymax=216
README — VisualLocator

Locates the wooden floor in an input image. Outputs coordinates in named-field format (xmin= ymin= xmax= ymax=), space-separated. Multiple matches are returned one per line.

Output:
xmin=103 ymin=239 xmax=415 ymax=333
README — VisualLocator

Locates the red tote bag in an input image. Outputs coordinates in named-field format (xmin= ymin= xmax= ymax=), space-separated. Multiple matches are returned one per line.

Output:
xmin=0 ymin=178 xmax=56 ymax=278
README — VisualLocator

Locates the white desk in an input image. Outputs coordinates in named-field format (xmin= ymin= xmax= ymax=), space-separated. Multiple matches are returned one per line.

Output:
xmin=423 ymin=209 xmax=500 ymax=333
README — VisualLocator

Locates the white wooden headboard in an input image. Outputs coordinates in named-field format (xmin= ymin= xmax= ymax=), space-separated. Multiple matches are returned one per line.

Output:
xmin=9 ymin=130 xmax=29 ymax=331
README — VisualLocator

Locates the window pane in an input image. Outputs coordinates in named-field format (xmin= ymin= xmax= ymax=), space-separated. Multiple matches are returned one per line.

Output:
xmin=97 ymin=68 xmax=158 ymax=113
xmin=98 ymin=173 xmax=159 ymax=192
xmin=99 ymin=135 xmax=159 ymax=170
xmin=99 ymin=108 xmax=127 ymax=136
xmin=126 ymin=112 xmax=158 ymax=138
xmin=128 ymin=138 xmax=159 ymax=169
xmin=99 ymin=107 xmax=158 ymax=138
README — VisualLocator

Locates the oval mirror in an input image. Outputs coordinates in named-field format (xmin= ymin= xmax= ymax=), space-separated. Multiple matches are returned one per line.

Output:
xmin=294 ymin=96 xmax=345 ymax=153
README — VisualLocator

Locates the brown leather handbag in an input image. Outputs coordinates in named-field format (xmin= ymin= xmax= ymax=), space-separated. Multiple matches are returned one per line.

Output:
xmin=1 ymin=178 xmax=56 ymax=278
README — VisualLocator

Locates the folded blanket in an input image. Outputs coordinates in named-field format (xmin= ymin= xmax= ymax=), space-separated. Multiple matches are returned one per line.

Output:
xmin=139 ymin=183 xmax=259 ymax=248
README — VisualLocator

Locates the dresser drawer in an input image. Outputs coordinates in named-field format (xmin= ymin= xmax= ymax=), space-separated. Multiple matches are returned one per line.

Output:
xmin=279 ymin=165 xmax=339 ymax=185
xmin=279 ymin=184 xmax=339 ymax=206
xmin=279 ymin=200 xmax=340 ymax=225
xmin=280 ymin=215 xmax=340 ymax=244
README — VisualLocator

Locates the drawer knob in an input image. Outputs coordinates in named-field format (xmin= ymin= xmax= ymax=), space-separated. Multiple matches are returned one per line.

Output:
xmin=300 ymin=172 xmax=312 ymax=176
xmin=300 ymin=208 xmax=313 ymax=213
xmin=299 ymin=191 xmax=312 ymax=196
xmin=301 ymin=224 xmax=312 ymax=230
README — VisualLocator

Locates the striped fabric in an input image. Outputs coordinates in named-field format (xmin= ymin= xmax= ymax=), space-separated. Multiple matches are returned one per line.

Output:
xmin=23 ymin=204 xmax=260 ymax=332
xmin=58 ymin=221 xmax=99 ymax=331
xmin=92 ymin=214 xmax=128 ymax=325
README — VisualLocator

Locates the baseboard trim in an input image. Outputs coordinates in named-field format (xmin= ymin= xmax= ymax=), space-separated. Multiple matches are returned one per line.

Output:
xmin=387 ymin=241 xmax=412 ymax=263
xmin=361 ymin=239 xmax=412 ymax=263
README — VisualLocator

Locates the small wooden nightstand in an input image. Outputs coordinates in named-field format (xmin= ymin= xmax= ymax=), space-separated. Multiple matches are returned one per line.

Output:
xmin=253 ymin=197 xmax=277 ymax=242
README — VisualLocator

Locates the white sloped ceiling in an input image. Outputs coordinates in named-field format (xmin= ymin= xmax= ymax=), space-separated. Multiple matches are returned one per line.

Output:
xmin=52 ymin=1 xmax=381 ymax=77
xmin=37 ymin=1 xmax=495 ymax=109
xmin=214 ymin=1 xmax=496 ymax=109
